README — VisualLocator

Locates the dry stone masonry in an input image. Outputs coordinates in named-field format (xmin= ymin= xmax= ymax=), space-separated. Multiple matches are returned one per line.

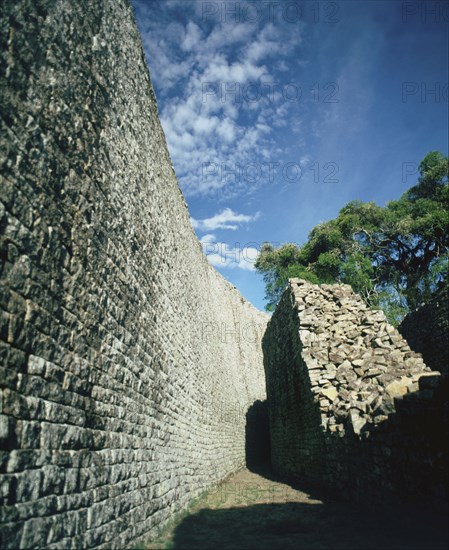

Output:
xmin=0 ymin=1 xmax=267 ymax=547
xmin=263 ymin=279 xmax=448 ymax=509
xmin=291 ymin=279 xmax=433 ymax=436
xmin=399 ymin=285 xmax=448 ymax=375
xmin=1 ymin=0 xmax=447 ymax=547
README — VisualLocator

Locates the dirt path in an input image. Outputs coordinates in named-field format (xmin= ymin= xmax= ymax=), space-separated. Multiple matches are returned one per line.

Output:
xmin=144 ymin=468 xmax=448 ymax=549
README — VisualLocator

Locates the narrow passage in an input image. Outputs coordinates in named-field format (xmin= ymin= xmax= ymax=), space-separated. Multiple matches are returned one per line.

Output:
xmin=144 ymin=468 xmax=448 ymax=549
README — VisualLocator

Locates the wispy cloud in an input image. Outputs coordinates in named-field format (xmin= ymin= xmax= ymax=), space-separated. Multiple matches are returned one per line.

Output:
xmin=199 ymin=234 xmax=259 ymax=271
xmin=192 ymin=208 xmax=260 ymax=231
xmin=132 ymin=0 xmax=302 ymax=198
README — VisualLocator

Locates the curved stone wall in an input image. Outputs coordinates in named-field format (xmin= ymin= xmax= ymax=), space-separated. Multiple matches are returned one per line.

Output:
xmin=0 ymin=1 xmax=267 ymax=547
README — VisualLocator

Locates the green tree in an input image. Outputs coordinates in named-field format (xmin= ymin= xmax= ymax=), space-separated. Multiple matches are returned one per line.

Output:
xmin=255 ymin=243 xmax=319 ymax=311
xmin=255 ymin=152 xmax=448 ymax=323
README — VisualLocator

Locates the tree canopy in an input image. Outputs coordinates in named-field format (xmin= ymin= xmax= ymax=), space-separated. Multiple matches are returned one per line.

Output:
xmin=255 ymin=152 xmax=448 ymax=324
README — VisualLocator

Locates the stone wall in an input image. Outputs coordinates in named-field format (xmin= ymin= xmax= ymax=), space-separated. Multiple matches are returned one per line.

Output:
xmin=399 ymin=286 xmax=448 ymax=375
xmin=0 ymin=1 xmax=267 ymax=547
xmin=263 ymin=279 xmax=448 ymax=510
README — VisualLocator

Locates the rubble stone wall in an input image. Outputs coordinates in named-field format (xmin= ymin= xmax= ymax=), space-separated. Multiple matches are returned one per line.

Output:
xmin=0 ymin=1 xmax=267 ymax=548
xmin=263 ymin=279 xmax=448 ymax=508
xmin=398 ymin=286 xmax=448 ymax=375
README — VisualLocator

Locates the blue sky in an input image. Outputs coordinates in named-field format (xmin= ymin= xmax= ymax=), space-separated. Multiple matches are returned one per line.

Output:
xmin=131 ymin=0 xmax=448 ymax=311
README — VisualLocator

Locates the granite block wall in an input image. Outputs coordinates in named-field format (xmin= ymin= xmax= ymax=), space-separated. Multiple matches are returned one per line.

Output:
xmin=0 ymin=1 xmax=267 ymax=547
xmin=263 ymin=279 xmax=448 ymax=510
xmin=399 ymin=286 xmax=448 ymax=375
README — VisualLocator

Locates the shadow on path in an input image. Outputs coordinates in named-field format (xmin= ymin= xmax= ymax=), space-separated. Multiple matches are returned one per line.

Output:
xmin=169 ymin=468 xmax=448 ymax=550
xmin=146 ymin=399 xmax=448 ymax=549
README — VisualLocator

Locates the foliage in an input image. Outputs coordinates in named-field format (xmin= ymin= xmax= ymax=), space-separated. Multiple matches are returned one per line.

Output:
xmin=255 ymin=152 xmax=448 ymax=323
xmin=255 ymin=243 xmax=318 ymax=311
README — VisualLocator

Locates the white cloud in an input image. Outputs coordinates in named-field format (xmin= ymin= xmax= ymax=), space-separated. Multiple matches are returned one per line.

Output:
xmin=300 ymin=154 xmax=312 ymax=166
xmin=191 ymin=208 xmax=260 ymax=231
xmin=134 ymin=0 xmax=302 ymax=197
xmin=198 ymin=234 xmax=259 ymax=271
xmin=207 ymin=246 xmax=258 ymax=271
xmin=199 ymin=233 xmax=217 ymax=244
xmin=181 ymin=22 xmax=201 ymax=51
xmin=192 ymin=115 xmax=219 ymax=134
xmin=216 ymin=119 xmax=237 ymax=143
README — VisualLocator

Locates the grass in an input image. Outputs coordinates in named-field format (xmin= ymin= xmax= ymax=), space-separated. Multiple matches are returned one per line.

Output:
xmin=136 ymin=468 xmax=449 ymax=550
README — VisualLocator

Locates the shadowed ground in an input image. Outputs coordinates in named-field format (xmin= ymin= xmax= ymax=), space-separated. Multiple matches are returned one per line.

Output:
xmin=143 ymin=468 xmax=448 ymax=549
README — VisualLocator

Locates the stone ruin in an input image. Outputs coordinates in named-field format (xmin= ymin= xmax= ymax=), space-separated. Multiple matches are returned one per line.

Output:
xmin=263 ymin=279 xmax=447 ymax=508
xmin=292 ymin=278 xmax=435 ymax=435
xmin=0 ymin=0 xmax=447 ymax=547
xmin=0 ymin=1 xmax=267 ymax=547
xmin=399 ymin=286 xmax=448 ymax=376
